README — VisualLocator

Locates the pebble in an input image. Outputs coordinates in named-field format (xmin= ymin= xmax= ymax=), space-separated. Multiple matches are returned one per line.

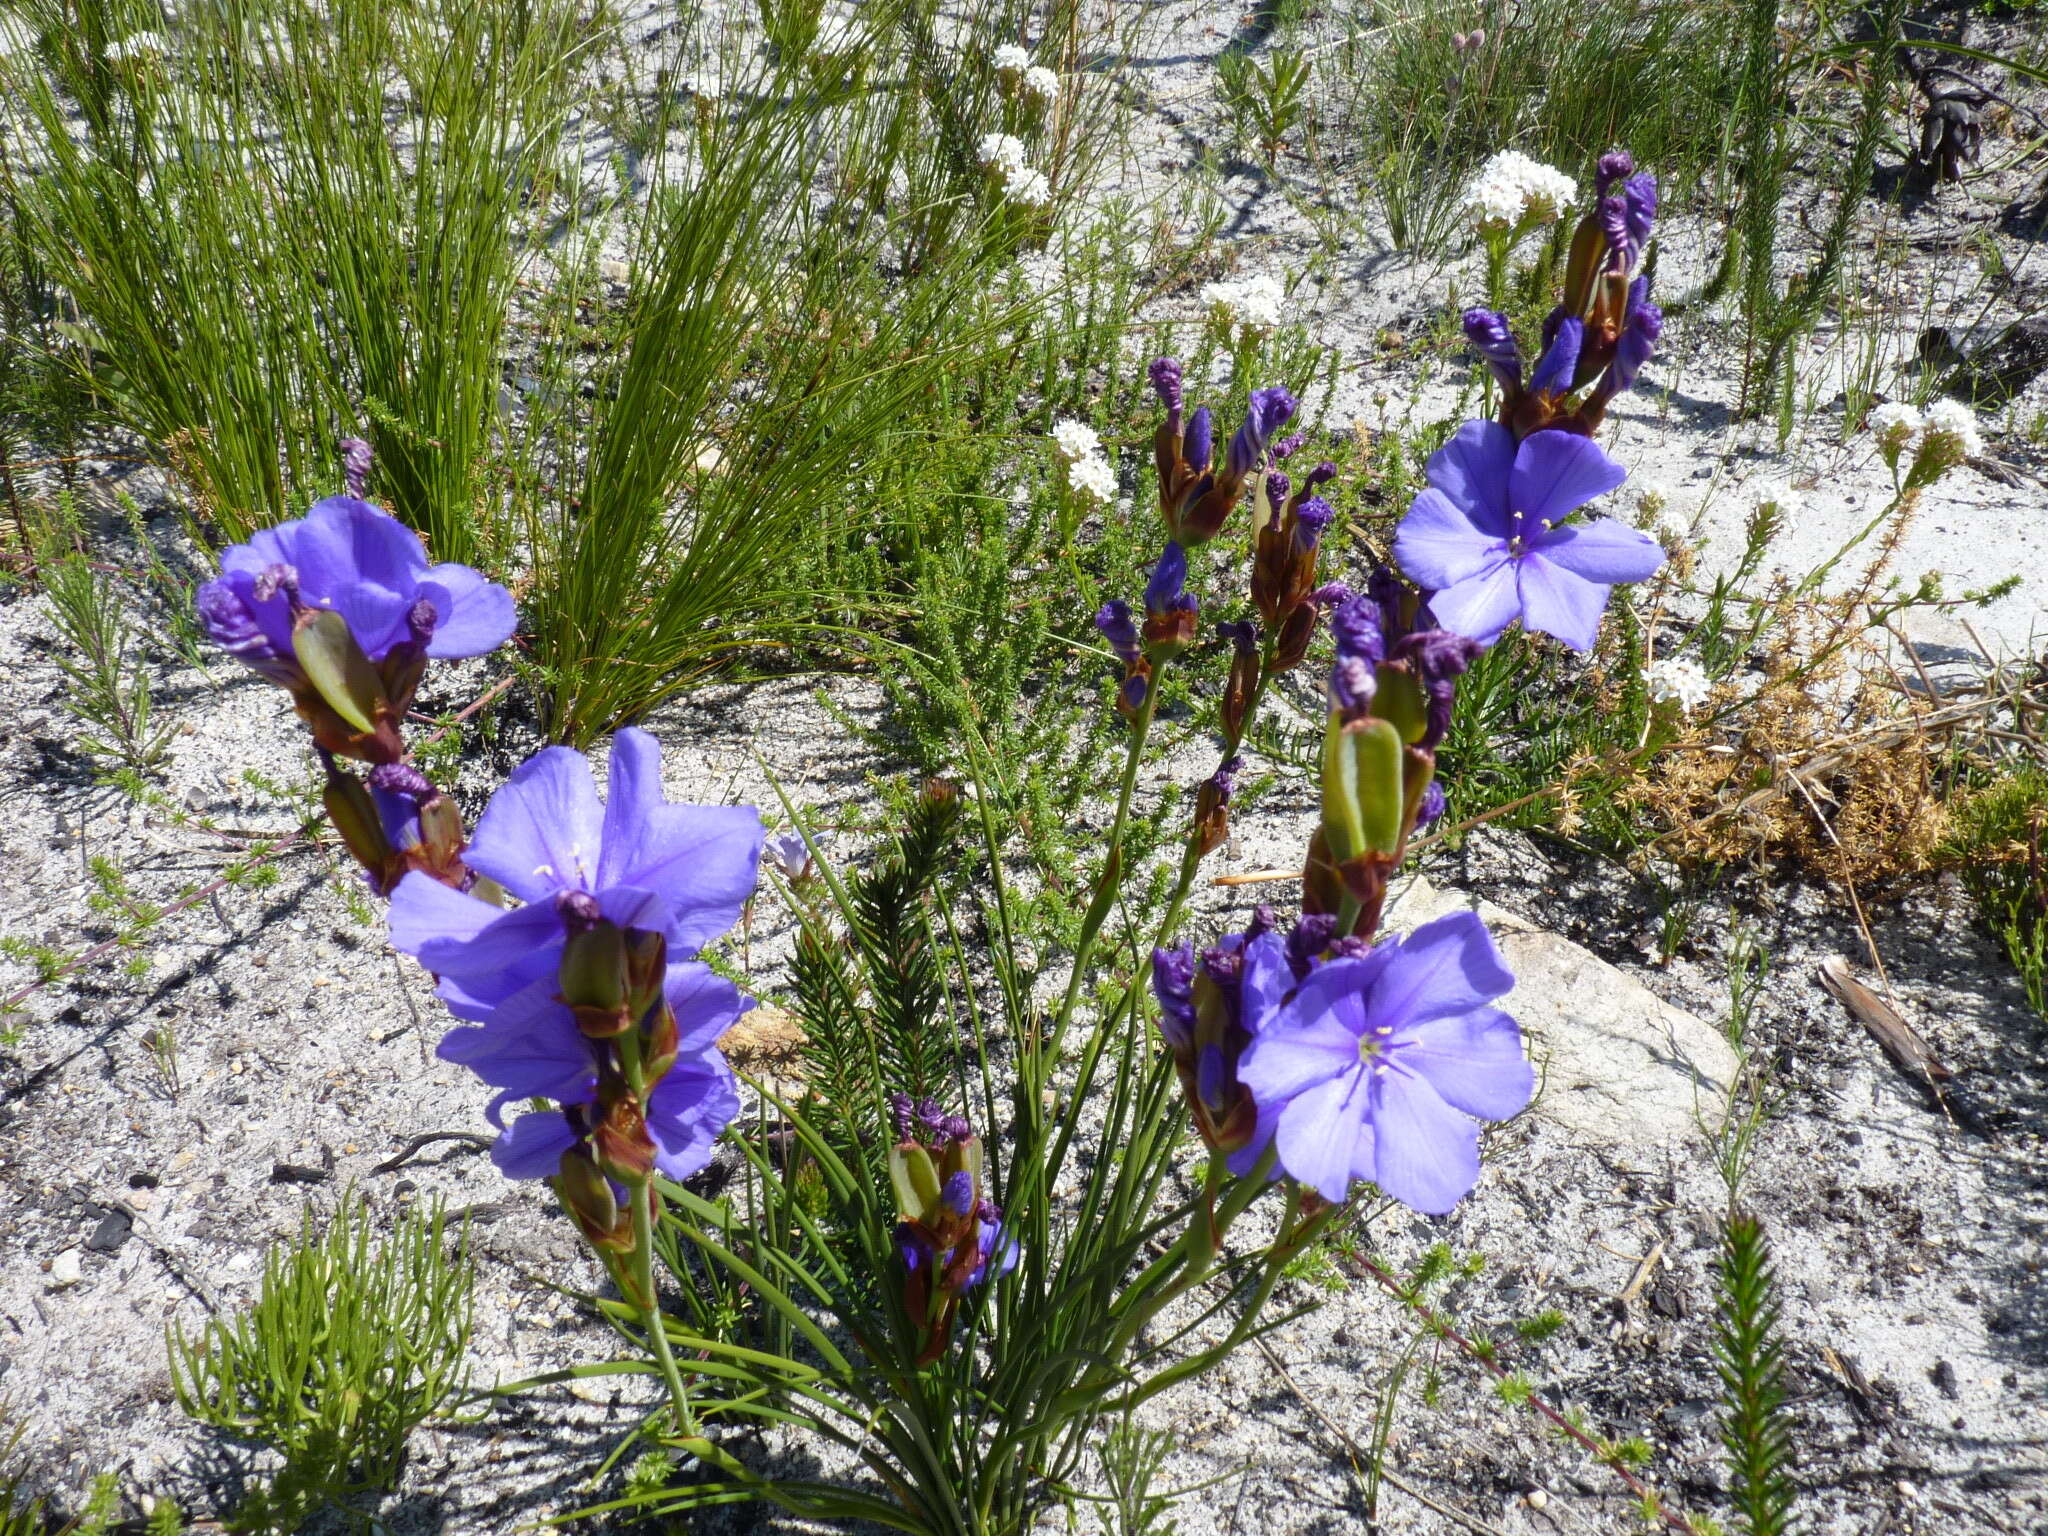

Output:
xmin=47 ymin=1249 xmax=81 ymax=1289
xmin=1526 ymin=1489 xmax=1549 ymax=1511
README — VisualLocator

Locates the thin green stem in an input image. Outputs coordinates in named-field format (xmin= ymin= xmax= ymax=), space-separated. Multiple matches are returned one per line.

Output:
xmin=1050 ymin=674 xmax=1161 ymax=1042
xmin=616 ymin=1031 xmax=697 ymax=1437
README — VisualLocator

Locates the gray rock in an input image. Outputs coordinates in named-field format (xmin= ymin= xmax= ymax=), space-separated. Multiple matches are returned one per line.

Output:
xmin=1385 ymin=874 xmax=1739 ymax=1148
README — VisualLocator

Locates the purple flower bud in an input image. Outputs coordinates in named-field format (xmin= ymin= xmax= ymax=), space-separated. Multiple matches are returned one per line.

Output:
xmin=1286 ymin=913 xmax=1339 ymax=979
xmin=1149 ymin=356 xmax=1184 ymax=416
xmin=1209 ymin=755 xmax=1243 ymax=804
xmin=1327 ymin=593 xmax=1386 ymax=666
xmin=1416 ymin=779 xmax=1446 ymax=828
xmin=1596 ymin=150 xmax=1635 ymax=193
xmin=891 ymin=1092 xmax=914 ymax=1139
xmin=1329 ymin=935 xmax=1373 ymax=961
xmin=1292 ymin=496 xmax=1334 ymax=555
xmin=1144 ymin=541 xmax=1190 ymax=618
xmin=1121 ymin=673 xmax=1149 ymax=711
xmin=1330 ymin=653 xmax=1376 ymax=715
xmin=1530 ymin=315 xmax=1583 ymax=397
xmin=941 ymin=1170 xmax=976 ymax=1215
xmin=1305 ymin=461 xmax=1337 ymax=488
xmin=1152 ymin=942 xmax=1197 ymax=1052
xmin=1599 ymin=194 xmax=1630 ymax=262
xmin=369 ymin=762 xmax=434 ymax=797
xmin=1226 ymin=387 xmax=1297 ymax=481
xmin=1611 ymin=282 xmax=1663 ymax=393
xmin=1198 ymin=942 xmax=1243 ymax=991
xmin=1095 ymin=600 xmax=1140 ymax=661
xmin=1272 ymin=433 xmax=1305 ymax=461
xmin=941 ymin=1114 xmax=973 ymax=1144
xmin=340 ymin=436 xmax=373 ymax=499
xmin=1462 ymin=308 xmax=1522 ymax=390
xmin=1623 ymin=172 xmax=1658 ymax=249
xmin=1248 ymin=904 xmax=1277 ymax=939
xmin=1266 ymin=471 xmax=1291 ymax=509
xmin=1310 ymin=581 xmax=1353 ymax=609
xmin=252 ymin=563 xmax=299 ymax=605
xmin=1217 ymin=618 xmax=1259 ymax=657
xmin=1395 ymin=629 xmax=1483 ymax=748
xmin=1184 ymin=406 xmax=1214 ymax=473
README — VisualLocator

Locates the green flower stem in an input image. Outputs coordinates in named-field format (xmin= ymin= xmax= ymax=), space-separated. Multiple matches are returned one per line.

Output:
xmin=1050 ymin=671 xmax=1162 ymax=1046
xmin=615 ymin=1030 xmax=697 ymax=1438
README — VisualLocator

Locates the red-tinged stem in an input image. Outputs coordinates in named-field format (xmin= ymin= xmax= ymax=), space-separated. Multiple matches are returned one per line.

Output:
xmin=1349 ymin=1254 xmax=1699 ymax=1534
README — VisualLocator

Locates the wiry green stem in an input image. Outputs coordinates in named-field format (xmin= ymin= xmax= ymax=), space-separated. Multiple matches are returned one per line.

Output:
xmin=616 ymin=1031 xmax=696 ymax=1438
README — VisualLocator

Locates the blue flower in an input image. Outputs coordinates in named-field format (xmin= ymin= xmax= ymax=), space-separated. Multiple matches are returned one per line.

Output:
xmin=197 ymin=496 xmax=514 ymax=685
xmin=387 ymin=728 xmax=763 ymax=1019
xmin=1237 ymin=911 xmax=1530 ymax=1213
xmin=1392 ymin=420 xmax=1663 ymax=650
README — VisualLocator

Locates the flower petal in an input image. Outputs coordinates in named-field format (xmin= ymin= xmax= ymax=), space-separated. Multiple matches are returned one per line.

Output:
xmin=436 ymin=979 xmax=595 ymax=1101
xmin=1509 ymin=430 xmax=1627 ymax=525
xmin=598 ymin=728 xmax=665 ymax=888
xmin=1515 ymin=553 xmax=1606 ymax=652
xmin=1398 ymin=1006 xmax=1533 ymax=1121
xmin=388 ymin=872 xmax=514 ymax=960
xmin=665 ymin=961 xmax=751 ymax=1055
xmin=1533 ymin=517 xmax=1664 ymax=585
xmin=492 ymin=1110 xmax=580 ymax=1179
xmin=1394 ymin=488 xmax=1510 ymax=590
xmin=1238 ymin=1014 xmax=1363 ymax=1106
xmin=1238 ymin=929 xmax=1295 ymax=1034
xmin=1366 ymin=911 xmax=1515 ymax=1031
xmin=1274 ymin=1072 xmax=1375 ymax=1204
xmin=646 ymin=1057 xmax=740 ymax=1181
xmin=609 ymin=804 xmax=765 ymax=954
xmin=1422 ymin=556 xmax=1520 ymax=645
xmin=392 ymin=892 xmax=564 ymax=993
xmin=307 ymin=495 xmax=430 ymax=592
xmin=1423 ymin=419 xmax=1516 ymax=527
xmin=419 ymin=563 xmax=517 ymax=657
xmin=464 ymin=746 xmax=606 ymax=902
xmin=1369 ymin=1068 xmax=1481 ymax=1215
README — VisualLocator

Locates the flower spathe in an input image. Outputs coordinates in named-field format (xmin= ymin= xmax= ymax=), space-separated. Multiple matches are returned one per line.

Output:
xmin=1392 ymin=420 xmax=1663 ymax=651
xmin=388 ymin=728 xmax=764 ymax=1018
xmin=1236 ymin=910 xmax=1530 ymax=1213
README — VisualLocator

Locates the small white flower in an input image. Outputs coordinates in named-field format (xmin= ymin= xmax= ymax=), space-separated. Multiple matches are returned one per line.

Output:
xmin=1865 ymin=401 xmax=1921 ymax=443
xmin=1200 ymin=272 xmax=1285 ymax=332
xmin=992 ymin=43 xmax=1031 ymax=73
xmin=1648 ymin=657 xmax=1711 ymax=713
xmin=1022 ymin=64 xmax=1060 ymax=102
xmin=1751 ymin=480 xmax=1802 ymax=522
xmin=1920 ymin=397 xmax=1982 ymax=460
xmin=105 ymin=30 xmax=169 ymax=62
xmin=1051 ymin=418 xmax=1101 ymax=463
xmin=1067 ymin=454 xmax=1117 ymax=504
xmin=1464 ymin=149 xmax=1577 ymax=231
xmin=1004 ymin=167 xmax=1053 ymax=208
xmin=1634 ymin=480 xmax=1673 ymax=517
xmin=977 ymin=132 xmax=1031 ymax=177
xmin=767 ymin=832 xmax=813 ymax=879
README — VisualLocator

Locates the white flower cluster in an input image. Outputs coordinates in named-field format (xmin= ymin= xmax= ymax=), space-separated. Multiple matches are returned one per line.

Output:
xmin=1051 ymin=419 xmax=1115 ymax=503
xmin=992 ymin=43 xmax=1031 ymax=72
xmin=1865 ymin=397 xmax=1981 ymax=479
xmin=1050 ymin=418 xmax=1100 ymax=464
xmin=1633 ymin=480 xmax=1674 ymax=518
xmin=1464 ymin=150 xmax=1577 ymax=231
xmin=1023 ymin=64 xmax=1061 ymax=102
xmin=1200 ymin=271 xmax=1284 ymax=332
xmin=1921 ymin=397 xmax=1983 ymax=460
xmin=1750 ymin=480 xmax=1803 ymax=523
xmin=1648 ymin=657 xmax=1711 ymax=713
xmin=1067 ymin=454 xmax=1116 ymax=503
xmin=977 ymin=132 xmax=1052 ymax=208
